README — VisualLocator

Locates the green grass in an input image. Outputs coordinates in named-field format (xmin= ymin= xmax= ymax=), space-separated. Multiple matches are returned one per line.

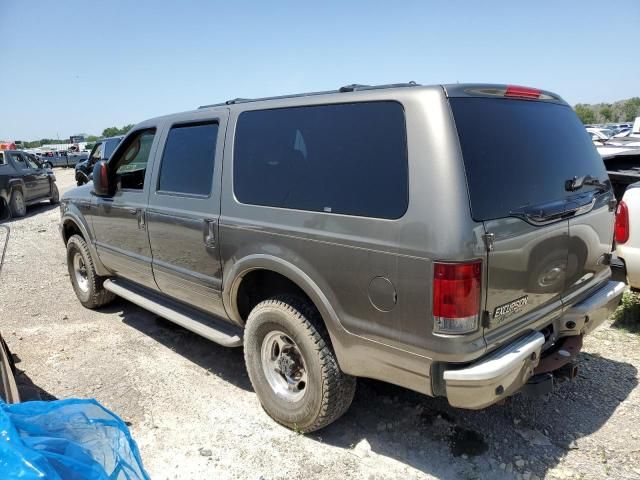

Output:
xmin=611 ymin=291 xmax=640 ymax=334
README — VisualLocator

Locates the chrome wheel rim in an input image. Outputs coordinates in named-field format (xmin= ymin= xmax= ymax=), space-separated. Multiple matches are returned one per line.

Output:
xmin=15 ymin=193 xmax=25 ymax=213
xmin=73 ymin=252 xmax=89 ymax=293
xmin=261 ymin=330 xmax=308 ymax=402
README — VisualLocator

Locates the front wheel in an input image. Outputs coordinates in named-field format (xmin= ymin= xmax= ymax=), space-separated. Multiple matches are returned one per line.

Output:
xmin=66 ymin=235 xmax=115 ymax=309
xmin=244 ymin=295 xmax=356 ymax=433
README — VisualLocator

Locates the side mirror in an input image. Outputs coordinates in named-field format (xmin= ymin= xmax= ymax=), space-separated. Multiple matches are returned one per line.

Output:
xmin=92 ymin=160 xmax=111 ymax=196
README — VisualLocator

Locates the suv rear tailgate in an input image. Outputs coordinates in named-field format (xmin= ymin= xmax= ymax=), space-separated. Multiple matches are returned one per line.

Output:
xmin=448 ymin=87 xmax=614 ymax=347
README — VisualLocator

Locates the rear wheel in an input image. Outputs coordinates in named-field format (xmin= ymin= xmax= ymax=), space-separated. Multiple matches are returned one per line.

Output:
xmin=49 ymin=183 xmax=59 ymax=204
xmin=9 ymin=190 xmax=26 ymax=218
xmin=244 ymin=295 xmax=356 ymax=432
xmin=66 ymin=235 xmax=115 ymax=309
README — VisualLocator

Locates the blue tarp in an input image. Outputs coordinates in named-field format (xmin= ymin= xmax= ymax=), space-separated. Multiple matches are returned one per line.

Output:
xmin=0 ymin=398 xmax=150 ymax=479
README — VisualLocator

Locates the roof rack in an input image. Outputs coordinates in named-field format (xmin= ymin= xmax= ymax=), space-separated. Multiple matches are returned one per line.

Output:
xmin=198 ymin=81 xmax=420 ymax=109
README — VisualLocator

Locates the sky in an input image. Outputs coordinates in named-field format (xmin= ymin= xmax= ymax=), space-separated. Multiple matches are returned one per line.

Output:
xmin=1 ymin=0 xmax=638 ymax=140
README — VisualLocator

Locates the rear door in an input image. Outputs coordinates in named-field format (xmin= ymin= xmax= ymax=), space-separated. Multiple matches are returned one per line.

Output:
xmin=449 ymin=91 xmax=614 ymax=343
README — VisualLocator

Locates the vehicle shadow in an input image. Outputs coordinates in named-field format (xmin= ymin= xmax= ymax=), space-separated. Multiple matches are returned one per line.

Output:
xmin=96 ymin=299 xmax=638 ymax=478
xmin=14 ymin=367 xmax=58 ymax=402
xmin=314 ymin=352 xmax=637 ymax=479
xmin=102 ymin=299 xmax=252 ymax=392
xmin=1 ymin=202 xmax=59 ymax=223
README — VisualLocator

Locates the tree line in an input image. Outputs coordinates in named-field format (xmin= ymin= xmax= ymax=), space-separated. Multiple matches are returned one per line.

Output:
xmin=574 ymin=97 xmax=640 ymax=125
xmin=21 ymin=124 xmax=135 ymax=148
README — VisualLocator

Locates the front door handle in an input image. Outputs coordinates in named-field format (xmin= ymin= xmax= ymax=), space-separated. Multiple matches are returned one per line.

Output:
xmin=204 ymin=220 xmax=216 ymax=247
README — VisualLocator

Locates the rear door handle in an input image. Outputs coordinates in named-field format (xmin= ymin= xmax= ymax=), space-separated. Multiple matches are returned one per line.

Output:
xmin=204 ymin=219 xmax=216 ymax=247
xmin=126 ymin=208 xmax=138 ymax=215
xmin=137 ymin=210 xmax=146 ymax=230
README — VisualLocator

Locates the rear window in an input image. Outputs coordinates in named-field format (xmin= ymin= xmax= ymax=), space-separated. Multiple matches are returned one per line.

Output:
xmin=233 ymin=102 xmax=408 ymax=219
xmin=158 ymin=122 xmax=219 ymax=196
xmin=450 ymin=98 xmax=608 ymax=221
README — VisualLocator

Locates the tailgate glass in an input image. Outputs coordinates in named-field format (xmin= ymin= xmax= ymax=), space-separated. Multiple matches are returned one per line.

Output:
xmin=450 ymin=98 xmax=608 ymax=222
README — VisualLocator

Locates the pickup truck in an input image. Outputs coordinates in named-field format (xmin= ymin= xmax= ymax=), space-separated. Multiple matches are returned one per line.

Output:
xmin=75 ymin=136 xmax=123 ymax=186
xmin=0 ymin=150 xmax=59 ymax=218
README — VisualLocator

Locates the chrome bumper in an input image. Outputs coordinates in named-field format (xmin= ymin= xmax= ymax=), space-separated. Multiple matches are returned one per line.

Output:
xmin=560 ymin=280 xmax=626 ymax=337
xmin=443 ymin=280 xmax=625 ymax=409
xmin=444 ymin=331 xmax=544 ymax=409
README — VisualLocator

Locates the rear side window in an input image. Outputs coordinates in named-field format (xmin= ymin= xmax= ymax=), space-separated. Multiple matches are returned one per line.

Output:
xmin=450 ymin=98 xmax=609 ymax=221
xmin=158 ymin=122 xmax=219 ymax=196
xmin=0 ymin=152 xmax=4 ymax=165
xmin=234 ymin=102 xmax=408 ymax=219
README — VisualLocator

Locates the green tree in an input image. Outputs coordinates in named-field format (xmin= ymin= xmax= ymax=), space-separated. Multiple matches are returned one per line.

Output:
xmin=102 ymin=124 xmax=135 ymax=137
xmin=600 ymin=105 xmax=612 ymax=122
xmin=623 ymin=97 xmax=640 ymax=122
xmin=574 ymin=104 xmax=596 ymax=124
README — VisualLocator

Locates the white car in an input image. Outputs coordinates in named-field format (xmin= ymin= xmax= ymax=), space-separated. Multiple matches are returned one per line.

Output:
xmin=587 ymin=127 xmax=613 ymax=143
xmin=615 ymin=183 xmax=640 ymax=290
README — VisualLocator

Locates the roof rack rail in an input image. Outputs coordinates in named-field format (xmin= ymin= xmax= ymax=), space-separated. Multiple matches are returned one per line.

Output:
xmin=198 ymin=81 xmax=421 ymax=109
xmin=339 ymin=82 xmax=419 ymax=93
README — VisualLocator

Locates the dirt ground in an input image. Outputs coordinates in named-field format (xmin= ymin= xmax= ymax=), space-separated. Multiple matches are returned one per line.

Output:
xmin=1 ymin=168 xmax=639 ymax=480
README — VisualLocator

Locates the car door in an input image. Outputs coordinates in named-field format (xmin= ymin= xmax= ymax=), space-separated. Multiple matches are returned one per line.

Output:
xmin=8 ymin=153 xmax=39 ymax=201
xmin=145 ymin=112 xmax=228 ymax=318
xmin=91 ymin=128 xmax=160 ymax=290
xmin=23 ymin=155 xmax=51 ymax=198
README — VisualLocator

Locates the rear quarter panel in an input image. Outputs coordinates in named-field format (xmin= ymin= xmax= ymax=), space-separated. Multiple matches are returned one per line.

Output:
xmin=219 ymin=87 xmax=487 ymax=371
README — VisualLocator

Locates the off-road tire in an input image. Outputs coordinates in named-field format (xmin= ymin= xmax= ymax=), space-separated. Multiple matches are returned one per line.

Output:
xmin=244 ymin=295 xmax=356 ymax=432
xmin=66 ymin=234 xmax=115 ymax=309
xmin=49 ymin=183 xmax=60 ymax=204
xmin=9 ymin=189 xmax=26 ymax=218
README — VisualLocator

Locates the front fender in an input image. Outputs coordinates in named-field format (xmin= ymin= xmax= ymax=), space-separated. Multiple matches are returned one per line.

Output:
xmin=60 ymin=207 xmax=110 ymax=277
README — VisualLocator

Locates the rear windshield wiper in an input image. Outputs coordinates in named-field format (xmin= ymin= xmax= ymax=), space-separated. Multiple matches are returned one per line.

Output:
xmin=565 ymin=175 xmax=608 ymax=193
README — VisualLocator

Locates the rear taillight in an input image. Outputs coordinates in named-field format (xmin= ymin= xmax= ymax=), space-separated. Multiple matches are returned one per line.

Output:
xmin=615 ymin=201 xmax=630 ymax=244
xmin=504 ymin=85 xmax=541 ymax=99
xmin=433 ymin=261 xmax=482 ymax=334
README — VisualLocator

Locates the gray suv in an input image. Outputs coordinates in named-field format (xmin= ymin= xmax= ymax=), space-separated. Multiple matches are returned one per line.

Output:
xmin=59 ymin=83 xmax=625 ymax=432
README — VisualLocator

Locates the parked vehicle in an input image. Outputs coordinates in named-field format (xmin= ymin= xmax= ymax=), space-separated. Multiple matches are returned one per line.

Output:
xmin=60 ymin=83 xmax=625 ymax=432
xmin=75 ymin=136 xmax=123 ymax=186
xmin=0 ymin=151 xmax=59 ymax=218
xmin=586 ymin=127 xmax=613 ymax=143
xmin=615 ymin=184 xmax=640 ymax=290
xmin=0 ymin=206 xmax=19 ymax=403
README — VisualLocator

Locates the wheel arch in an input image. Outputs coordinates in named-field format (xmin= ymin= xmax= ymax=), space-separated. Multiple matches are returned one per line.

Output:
xmin=224 ymin=255 xmax=349 ymax=365
xmin=61 ymin=212 xmax=110 ymax=277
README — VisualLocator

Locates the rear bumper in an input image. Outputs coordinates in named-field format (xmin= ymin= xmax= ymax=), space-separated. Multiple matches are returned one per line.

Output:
xmin=442 ymin=280 xmax=625 ymax=409
xmin=561 ymin=280 xmax=625 ymax=336
xmin=444 ymin=331 xmax=544 ymax=409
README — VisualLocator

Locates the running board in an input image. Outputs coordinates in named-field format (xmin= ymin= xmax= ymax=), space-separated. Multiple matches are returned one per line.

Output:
xmin=104 ymin=279 xmax=243 ymax=347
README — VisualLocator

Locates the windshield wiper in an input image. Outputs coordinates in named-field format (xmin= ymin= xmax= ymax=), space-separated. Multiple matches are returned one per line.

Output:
xmin=565 ymin=175 xmax=608 ymax=193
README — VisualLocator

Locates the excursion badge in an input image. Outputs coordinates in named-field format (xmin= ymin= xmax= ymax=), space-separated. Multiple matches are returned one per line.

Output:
xmin=493 ymin=295 xmax=529 ymax=321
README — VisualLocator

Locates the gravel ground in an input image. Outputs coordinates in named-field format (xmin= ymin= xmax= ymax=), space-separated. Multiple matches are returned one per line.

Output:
xmin=1 ymin=168 xmax=639 ymax=480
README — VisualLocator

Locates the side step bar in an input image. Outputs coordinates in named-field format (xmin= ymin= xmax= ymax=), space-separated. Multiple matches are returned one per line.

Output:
xmin=104 ymin=279 xmax=243 ymax=347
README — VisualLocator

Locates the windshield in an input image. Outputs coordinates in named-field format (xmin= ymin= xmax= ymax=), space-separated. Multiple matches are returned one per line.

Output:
xmin=450 ymin=98 xmax=609 ymax=221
